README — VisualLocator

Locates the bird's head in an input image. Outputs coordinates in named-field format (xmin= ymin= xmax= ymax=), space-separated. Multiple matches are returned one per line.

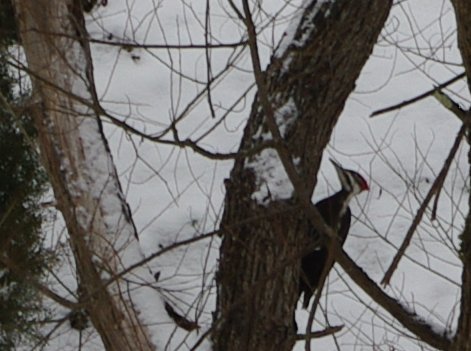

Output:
xmin=330 ymin=159 xmax=369 ymax=196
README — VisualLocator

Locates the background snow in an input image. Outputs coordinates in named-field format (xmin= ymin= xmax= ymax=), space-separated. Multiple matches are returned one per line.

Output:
xmin=35 ymin=0 xmax=469 ymax=350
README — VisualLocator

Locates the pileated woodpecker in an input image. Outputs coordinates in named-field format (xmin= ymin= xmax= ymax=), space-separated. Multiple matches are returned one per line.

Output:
xmin=299 ymin=159 xmax=369 ymax=309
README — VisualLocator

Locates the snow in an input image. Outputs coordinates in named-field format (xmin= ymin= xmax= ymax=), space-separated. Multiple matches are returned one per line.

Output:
xmin=275 ymin=3 xmax=306 ymax=58
xmin=275 ymin=97 xmax=298 ymax=138
xmin=246 ymin=148 xmax=295 ymax=204
xmin=26 ymin=1 xmax=470 ymax=350
xmin=275 ymin=0 xmax=331 ymax=58
xmin=245 ymin=97 xmax=298 ymax=204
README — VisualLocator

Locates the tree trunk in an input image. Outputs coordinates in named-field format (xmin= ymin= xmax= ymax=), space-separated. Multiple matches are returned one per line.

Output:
xmin=13 ymin=1 xmax=155 ymax=350
xmin=449 ymin=2 xmax=471 ymax=350
xmin=451 ymin=177 xmax=471 ymax=351
xmin=213 ymin=2 xmax=392 ymax=351
xmin=452 ymin=0 xmax=471 ymax=86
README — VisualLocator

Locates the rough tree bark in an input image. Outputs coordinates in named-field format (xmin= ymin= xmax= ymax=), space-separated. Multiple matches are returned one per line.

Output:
xmin=213 ymin=2 xmax=392 ymax=351
xmin=450 ymin=2 xmax=471 ymax=350
xmin=13 ymin=1 xmax=154 ymax=350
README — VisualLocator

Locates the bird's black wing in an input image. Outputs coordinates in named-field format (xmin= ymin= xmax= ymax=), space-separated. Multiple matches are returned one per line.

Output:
xmin=298 ymin=197 xmax=352 ymax=309
xmin=300 ymin=247 xmax=327 ymax=308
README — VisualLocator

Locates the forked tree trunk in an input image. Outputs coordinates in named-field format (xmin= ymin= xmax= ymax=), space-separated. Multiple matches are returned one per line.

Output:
xmin=13 ymin=1 xmax=154 ymax=350
xmin=450 ymin=2 xmax=471 ymax=349
xmin=213 ymin=2 xmax=392 ymax=351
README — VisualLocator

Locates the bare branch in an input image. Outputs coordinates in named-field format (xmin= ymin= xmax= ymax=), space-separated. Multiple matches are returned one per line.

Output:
xmin=164 ymin=302 xmax=200 ymax=332
xmin=103 ymin=111 xmax=279 ymax=159
xmin=433 ymin=89 xmax=469 ymax=122
xmin=336 ymin=248 xmax=452 ymax=351
xmin=296 ymin=325 xmax=343 ymax=341
xmin=370 ymin=73 xmax=465 ymax=117
xmin=89 ymin=37 xmax=248 ymax=50
xmin=381 ymin=125 xmax=465 ymax=286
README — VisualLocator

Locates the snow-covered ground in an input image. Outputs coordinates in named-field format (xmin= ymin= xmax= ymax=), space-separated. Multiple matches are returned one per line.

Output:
xmin=36 ymin=1 xmax=469 ymax=350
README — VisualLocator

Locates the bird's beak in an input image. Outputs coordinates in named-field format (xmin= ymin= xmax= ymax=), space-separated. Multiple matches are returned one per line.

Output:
xmin=329 ymin=158 xmax=343 ymax=173
xmin=329 ymin=158 xmax=348 ymax=186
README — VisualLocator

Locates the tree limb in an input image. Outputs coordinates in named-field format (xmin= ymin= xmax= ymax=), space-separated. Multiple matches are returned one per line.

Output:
xmin=370 ymin=73 xmax=465 ymax=117
xmin=335 ymin=248 xmax=451 ymax=351
xmin=381 ymin=125 xmax=465 ymax=286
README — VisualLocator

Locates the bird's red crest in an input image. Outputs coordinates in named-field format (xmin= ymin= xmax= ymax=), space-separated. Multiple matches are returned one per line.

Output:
xmin=357 ymin=174 xmax=369 ymax=191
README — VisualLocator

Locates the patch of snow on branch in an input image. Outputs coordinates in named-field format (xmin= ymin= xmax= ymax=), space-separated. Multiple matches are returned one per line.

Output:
xmin=399 ymin=300 xmax=452 ymax=340
xmin=58 ymin=40 xmax=144 ymax=269
xmin=275 ymin=1 xmax=308 ymax=58
xmin=246 ymin=148 xmax=294 ymax=205
xmin=246 ymin=98 xmax=298 ymax=205
xmin=275 ymin=0 xmax=331 ymax=58
xmin=275 ymin=97 xmax=297 ymax=137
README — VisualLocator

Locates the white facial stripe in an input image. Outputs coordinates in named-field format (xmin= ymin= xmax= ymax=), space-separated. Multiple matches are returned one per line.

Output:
xmin=343 ymin=171 xmax=363 ymax=194
xmin=344 ymin=171 xmax=355 ymax=192
xmin=335 ymin=167 xmax=349 ymax=191
xmin=333 ymin=162 xmax=366 ymax=194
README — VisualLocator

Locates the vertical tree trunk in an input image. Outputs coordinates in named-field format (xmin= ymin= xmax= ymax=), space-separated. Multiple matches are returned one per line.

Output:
xmin=213 ymin=2 xmax=392 ymax=351
xmin=452 ymin=1 xmax=471 ymax=85
xmin=452 ymin=152 xmax=471 ymax=351
xmin=13 ymin=1 xmax=154 ymax=350
xmin=449 ymin=2 xmax=471 ymax=350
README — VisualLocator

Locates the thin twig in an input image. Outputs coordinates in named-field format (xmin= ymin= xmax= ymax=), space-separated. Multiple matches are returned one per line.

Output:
xmin=102 ymin=111 xmax=277 ymax=160
xmin=89 ymin=37 xmax=248 ymax=49
xmin=205 ymin=0 xmax=216 ymax=118
xmin=28 ymin=28 xmax=248 ymax=49
xmin=104 ymin=230 xmax=219 ymax=289
xmin=370 ymin=73 xmax=465 ymax=117
xmin=296 ymin=325 xmax=343 ymax=340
